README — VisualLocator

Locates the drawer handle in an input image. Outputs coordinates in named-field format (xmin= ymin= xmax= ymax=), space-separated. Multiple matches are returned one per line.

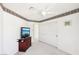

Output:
xmin=21 ymin=40 xmax=24 ymax=42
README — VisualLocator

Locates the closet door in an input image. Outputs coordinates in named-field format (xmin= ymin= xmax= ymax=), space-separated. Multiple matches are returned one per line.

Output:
xmin=0 ymin=15 xmax=2 ymax=54
xmin=3 ymin=12 xmax=18 ymax=54
xmin=0 ymin=7 xmax=3 ymax=54
xmin=49 ymin=21 xmax=58 ymax=47
xmin=39 ymin=21 xmax=58 ymax=47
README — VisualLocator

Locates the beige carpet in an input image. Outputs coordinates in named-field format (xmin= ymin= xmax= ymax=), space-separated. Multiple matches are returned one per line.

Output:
xmin=16 ymin=41 xmax=69 ymax=55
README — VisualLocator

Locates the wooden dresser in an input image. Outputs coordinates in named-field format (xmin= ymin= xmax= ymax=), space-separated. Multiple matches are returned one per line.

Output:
xmin=18 ymin=37 xmax=31 ymax=52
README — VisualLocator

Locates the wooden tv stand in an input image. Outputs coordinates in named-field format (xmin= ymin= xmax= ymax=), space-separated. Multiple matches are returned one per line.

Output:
xmin=18 ymin=37 xmax=31 ymax=52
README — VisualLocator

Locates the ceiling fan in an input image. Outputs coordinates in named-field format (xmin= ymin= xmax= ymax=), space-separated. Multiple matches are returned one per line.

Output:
xmin=28 ymin=6 xmax=52 ymax=17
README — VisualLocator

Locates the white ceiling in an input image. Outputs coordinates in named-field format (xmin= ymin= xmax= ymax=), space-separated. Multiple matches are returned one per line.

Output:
xmin=3 ymin=3 xmax=79 ymax=21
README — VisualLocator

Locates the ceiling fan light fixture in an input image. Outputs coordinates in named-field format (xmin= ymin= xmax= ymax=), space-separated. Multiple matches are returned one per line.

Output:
xmin=41 ymin=11 xmax=47 ymax=16
xmin=29 ymin=6 xmax=35 ymax=10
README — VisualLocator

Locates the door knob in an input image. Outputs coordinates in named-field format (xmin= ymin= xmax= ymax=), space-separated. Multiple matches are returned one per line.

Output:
xmin=56 ymin=35 xmax=58 ymax=37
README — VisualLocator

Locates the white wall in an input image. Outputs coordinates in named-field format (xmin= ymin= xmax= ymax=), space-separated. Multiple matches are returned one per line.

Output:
xmin=39 ymin=13 xmax=79 ymax=54
xmin=0 ymin=8 xmax=39 ymax=55
xmin=57 ymin=13 xmax=79 ymax=54
xmin=2 ymin=11 xmax=34 ymax=55
xmin=0 ymin=6 xmax=3 ymax=54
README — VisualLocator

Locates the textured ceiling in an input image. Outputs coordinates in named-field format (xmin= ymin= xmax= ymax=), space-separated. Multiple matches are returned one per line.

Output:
xmin=3 ymin=3 xmax=79 ymax=21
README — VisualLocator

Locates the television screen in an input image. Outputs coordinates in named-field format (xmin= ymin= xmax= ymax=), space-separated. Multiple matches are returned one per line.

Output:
xmin=21 ymin=27 xmax=30 ymax=38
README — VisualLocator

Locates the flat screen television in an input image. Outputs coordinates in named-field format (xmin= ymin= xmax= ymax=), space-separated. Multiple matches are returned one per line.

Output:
xmin=21 ymin=27 xmax=30 ymax=38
